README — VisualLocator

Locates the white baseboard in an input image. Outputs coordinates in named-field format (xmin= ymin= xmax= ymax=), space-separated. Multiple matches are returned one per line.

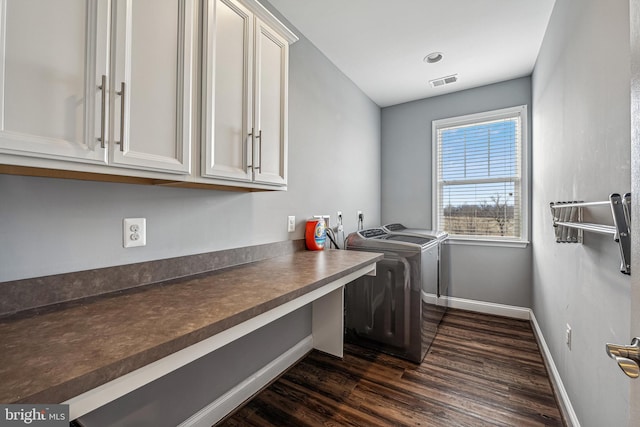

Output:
xmin=422 ymin=291 xmax=437 ymax=304
xmin=178 ymin=335 xmax=313 ymax=427
xmin=444 ymin=296 xmax=531 ymax=319
xmin=529 ymin=311 xmax=581 ymax=427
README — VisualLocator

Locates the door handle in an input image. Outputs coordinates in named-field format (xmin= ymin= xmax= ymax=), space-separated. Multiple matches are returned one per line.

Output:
xmin=606 ymin=337 xmax=640 ymax=378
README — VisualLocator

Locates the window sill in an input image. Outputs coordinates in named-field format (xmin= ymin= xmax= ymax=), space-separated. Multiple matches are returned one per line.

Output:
xmin=445 ymin=238 xmax=530 ymax=249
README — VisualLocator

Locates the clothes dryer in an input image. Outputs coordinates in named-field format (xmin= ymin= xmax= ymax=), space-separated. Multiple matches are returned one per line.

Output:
xmin=345 ymin=228 xmax=441 ymax=363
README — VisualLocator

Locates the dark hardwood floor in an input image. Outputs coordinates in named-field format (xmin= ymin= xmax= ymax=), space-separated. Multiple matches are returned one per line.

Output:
xmin=219 ymin=309 xmax=565 ymax=426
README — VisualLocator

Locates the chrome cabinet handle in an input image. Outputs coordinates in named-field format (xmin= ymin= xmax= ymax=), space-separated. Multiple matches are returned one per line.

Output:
xmin=115 ymin=82 xmax=125 ymax=152
xmin=247 ymin=127 xmax=254 ymax=172
xmin=255 ymin=129 xmax=262 ymax=172
xmin=97 ymin=75 xmax=107 ymax=148
xmin=606 ymin=337 xmax=640 ymax=378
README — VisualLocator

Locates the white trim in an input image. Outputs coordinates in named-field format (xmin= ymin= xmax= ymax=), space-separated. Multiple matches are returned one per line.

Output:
xmin=432 ymin=104 xmax=529 ymax=243
xmin=443 ymin=296 xmax=531 ymax=320
xmin=445 ymin=238 xmax=529 ymax=249
xmin=530 ymin=311 xmax=581 ymax=427
xmin=433 ymin=105 xmax=527 ymax=128
xmin=236 ymin=0 xmax=298 ymax=44
xmin=422 ymin=290 xmax=438 ymax=304
xmin=178 ymin=335 xmax=313 ymax=427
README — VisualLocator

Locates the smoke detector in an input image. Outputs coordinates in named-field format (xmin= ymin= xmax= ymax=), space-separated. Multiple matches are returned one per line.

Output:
xmin=429 ymin=74 xmax=458 ymax=88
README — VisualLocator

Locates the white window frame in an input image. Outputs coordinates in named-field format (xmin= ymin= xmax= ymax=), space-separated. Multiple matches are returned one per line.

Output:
xmin=431 ymin=105 xmax=529 ymax=248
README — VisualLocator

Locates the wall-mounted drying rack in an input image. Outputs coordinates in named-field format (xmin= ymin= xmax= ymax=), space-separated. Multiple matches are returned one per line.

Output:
xmin=550 ymin=193 xmax=631 ymax=275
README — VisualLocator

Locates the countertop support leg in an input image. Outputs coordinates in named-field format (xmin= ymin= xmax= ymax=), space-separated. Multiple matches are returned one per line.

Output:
xmin=312 ymin=286 xmax=344 ymax=358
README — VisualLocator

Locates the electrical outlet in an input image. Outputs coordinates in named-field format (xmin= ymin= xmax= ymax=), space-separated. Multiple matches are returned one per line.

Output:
xmin=566 ymin=324 xmax=572 ymax=350
xmin=337 ymin=211 xmax=343 ymax=232
xmin=287 ymin=215 xmax=295 ymax=232
xmin=123 ymin=218 xmax=146 ymax=248
xmin=356 ymin=210 xmax=364 ymax=230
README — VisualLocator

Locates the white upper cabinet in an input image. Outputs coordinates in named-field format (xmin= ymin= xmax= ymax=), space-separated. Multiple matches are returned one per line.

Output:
xmin=202 ymin=0 xmax=296 ymax=187
xmin=0 ymin=0 xmax=108 ymax=164
xmin=0 ymin=0 xmax=292 ymax=190
xmin=253 ymin=19 xmax=288 ymax=185
xmin=0 ymin=0 xmax=195 ymax=175
xmin=110 ymin=0 xmax=194 ymax=174
xmin=203 ymin=0 xmax=253 ymax=181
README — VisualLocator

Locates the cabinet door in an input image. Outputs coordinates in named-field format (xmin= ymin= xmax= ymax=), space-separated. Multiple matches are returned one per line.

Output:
xmin=202 ymin=0 xmax=253 ymax=181
xmin=110 ymin=0 xmax=193 ymax=174
xmin=253 ymin=19 xmax=287 ymax=186
xmin=0 ymin=0 xmax=108 ymax=164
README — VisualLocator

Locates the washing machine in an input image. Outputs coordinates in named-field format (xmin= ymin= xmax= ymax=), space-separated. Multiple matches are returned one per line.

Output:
xmin=344 ymin=227 xmax=440 ymax=363
xmin=382 ymin=223 xmax=450 ymax=300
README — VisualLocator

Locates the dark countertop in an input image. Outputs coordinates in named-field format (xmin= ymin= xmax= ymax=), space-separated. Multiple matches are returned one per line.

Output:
xmin=0 ymin=249 xmax=381 ymax=405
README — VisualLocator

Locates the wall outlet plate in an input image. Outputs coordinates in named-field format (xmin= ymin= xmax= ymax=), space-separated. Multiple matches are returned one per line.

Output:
xmin=287 ymin=216 xmax=295 ymax=232
xmin=566 ymin=324 xmax=572 ymax=350
xmin=124 ymin=218 xmax=146 ymax=248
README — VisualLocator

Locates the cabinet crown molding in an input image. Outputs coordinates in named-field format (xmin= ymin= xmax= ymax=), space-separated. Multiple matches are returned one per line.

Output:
xmin=238 ymin=0 xmax=298 ymax=44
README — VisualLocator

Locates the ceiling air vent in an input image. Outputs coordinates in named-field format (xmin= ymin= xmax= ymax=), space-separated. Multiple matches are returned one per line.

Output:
xmin=429 ymin=74 xmax=458 ymax=88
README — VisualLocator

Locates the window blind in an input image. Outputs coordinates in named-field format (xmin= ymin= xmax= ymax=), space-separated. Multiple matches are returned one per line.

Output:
xmin=435 ymin=111 xmax=523 ymax=239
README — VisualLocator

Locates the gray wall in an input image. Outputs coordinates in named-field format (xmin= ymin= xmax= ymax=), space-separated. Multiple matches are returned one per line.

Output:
xmin=0 ymin=2 xmax=381 ymax=425
xmin=531 ymin=0 xmax=631 ymax=426
xmin=381 ymin=77 xmax=533 ymax=307
xmin=0 ymin=18 xmax=380 ymax=284
xmin=631 ymin=0 xmax=640 ymax=420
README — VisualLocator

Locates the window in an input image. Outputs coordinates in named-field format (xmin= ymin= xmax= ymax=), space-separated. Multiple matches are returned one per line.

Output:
xmin=432 ymin=105 xmax=528 ymax=243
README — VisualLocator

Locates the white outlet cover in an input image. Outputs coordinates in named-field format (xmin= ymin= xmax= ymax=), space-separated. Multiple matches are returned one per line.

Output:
xmin=124 ymin=218 xmax=146 ymax=248
xmin=288 ymin=216 xmax=295 ymax=232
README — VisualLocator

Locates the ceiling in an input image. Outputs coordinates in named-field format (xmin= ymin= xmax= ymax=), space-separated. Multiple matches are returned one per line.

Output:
xmin=267 ymin=0 xmax=556 ymax=107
